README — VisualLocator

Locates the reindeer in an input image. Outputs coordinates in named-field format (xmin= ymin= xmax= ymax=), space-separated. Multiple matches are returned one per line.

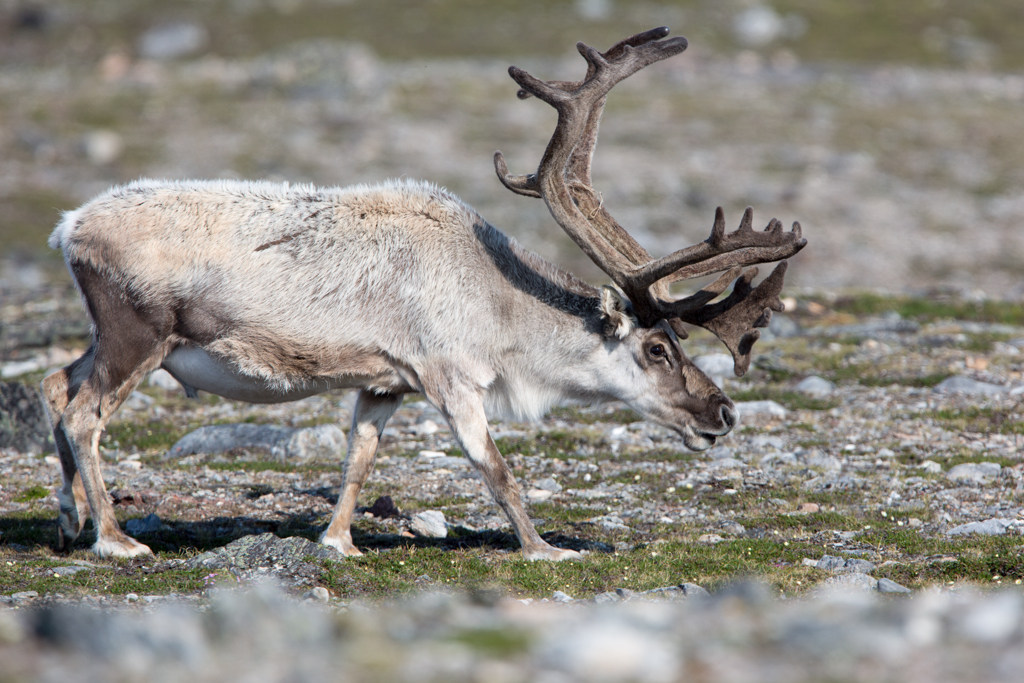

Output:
xmin=42 ymin=28 xmax=805 ymax=561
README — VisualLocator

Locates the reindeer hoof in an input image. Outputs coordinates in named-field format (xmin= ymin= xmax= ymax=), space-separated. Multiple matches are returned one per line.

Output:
xmin=92 ymin=535 xmax=153 ymax=559
xmin=522 ymin=544 xmax=583 ymax=562
xmin=56 ymin=522 xmax=74 ymax=553
xmin=319 ymin=533 xmax=364 ymax=557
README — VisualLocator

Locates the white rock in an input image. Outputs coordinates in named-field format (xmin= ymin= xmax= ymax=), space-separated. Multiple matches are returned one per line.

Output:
xmin=148 ymin=369 xmax=182 ymax=391
xmin=877 ymin=578 xmax=912 ymax=594
xmin=413 ymin=419 xmax=439 ymax=436
xmin=83 ymin=130 xmax=123 ymax=165
xmin=946 ymin=518 xmax=1013 ymax=536
xmin=796 ymin=375 xmax=835 ymax=396
xmin=534 ymin=477 xmax=563 ymax=493
xmin=920 ymin=460 xmax=943 ymax=474
xmin=527 ymin=489 xmax=554 ymax=502
xmin=735 ymin=400 xmax=787 ymax=419
xmin=138 ymin=21 xmax=208 ymax=60
xmin=946 ymin=462 xmax=1001 ymax=485
xmin=303 ymin=587 xmax=331 ymax=603
xmin=1 ymin=359 xmax=42 ymax=379
xmin=410 ymin=510 xmax=447 ymax=538
xmin=933 ymin=376 xmax=1006 ymax=396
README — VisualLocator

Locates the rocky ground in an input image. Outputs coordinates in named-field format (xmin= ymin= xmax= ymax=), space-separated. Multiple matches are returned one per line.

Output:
xmin=1 ymin=282 xmax=1024 ymax=679
xmin=3 ymin=2 xmax=1024 ymax=679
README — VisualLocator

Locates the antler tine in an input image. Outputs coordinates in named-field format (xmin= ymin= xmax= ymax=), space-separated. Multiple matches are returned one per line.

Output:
xmin=496 ymin=28 xmax=690 ymax=296
xmin=673 ymin=261 xmax=791 ymax=376
xmin=629 ymin=209 xmax=807 ymax=290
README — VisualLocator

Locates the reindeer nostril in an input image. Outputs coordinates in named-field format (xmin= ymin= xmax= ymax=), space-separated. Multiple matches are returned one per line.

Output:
xmin=721 ymin=403 xmax=737 ymax=429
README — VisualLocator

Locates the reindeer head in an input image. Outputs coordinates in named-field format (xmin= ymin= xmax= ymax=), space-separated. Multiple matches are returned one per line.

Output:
xmin=495 ymin=27 xmax=806 ymax=450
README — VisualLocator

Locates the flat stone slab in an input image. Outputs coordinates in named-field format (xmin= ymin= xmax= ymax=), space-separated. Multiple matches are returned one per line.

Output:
xmin=946 ymin=518 xmax=1014 ymax=536
xmin=933 ymin=376 xmax=1006 ymax=396
xmin=167 ymin=423 xmax=346 ymax=463
xmin=735 ymin=400 xmax=787 ymax=419
xmin=946 ymin=462 xmax=1001 ymax=485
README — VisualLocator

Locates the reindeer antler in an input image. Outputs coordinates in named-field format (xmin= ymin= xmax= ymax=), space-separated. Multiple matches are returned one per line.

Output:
xmin=494 ymin=27 xmax=806 ymax=376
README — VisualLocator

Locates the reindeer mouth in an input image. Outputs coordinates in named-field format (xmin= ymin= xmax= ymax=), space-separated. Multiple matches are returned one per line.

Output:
xmin=680 ymin=424 xmax=718 ymax=451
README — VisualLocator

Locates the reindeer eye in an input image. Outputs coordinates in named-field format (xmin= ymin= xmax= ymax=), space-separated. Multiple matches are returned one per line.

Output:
xmin=649 ymin=344 xmax=666 ymax=358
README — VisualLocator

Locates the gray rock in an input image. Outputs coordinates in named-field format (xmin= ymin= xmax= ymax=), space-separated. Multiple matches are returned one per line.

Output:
xmin=693 ymin=353 xmax=734 ymax=387
xmin=844 ymin=558 xmax=877 ymax=574
xmin=534 ymin=477 xmax=563 ymax=493
xmin=148 ymin=369 xmax=182 ymax=391
xmin=410 ymin=511 xmax=447 ymax=538
xmin=11 ymin=591 xmax=38 ymax=601
xmin=946 ymin=518 xmax=1013 ymax=536
xmin=768 ymin=313 xmax=801 ymax=338
xmin=302 ymin=587 xmax=330 ymax=603
xmin=678 ymin=582 xmax=711 ymax=598
xmin=125 ymin=513 xmax=164 ymax=536
xmin=184 ymin=533 xmax=342 ymax=576
xmin=283 ymin=424 xmax=347 ymax=463
xmin=593 ymin=591 xmax=620 ymax=604
xmin=718 ymin=521 xmax=747 ymax=536
xmin=795 ymin=375 xmax=835 ymax=396
xmin=591 ymin=515 xmax=629 ymax=532
xmin=51 ymin=565 xmax=92 ymax=577
xmin=946 ymin=462 xmax=1001 ymax=485
xmin=920 ymin=460 xmax=943 ymax=474
xmin=750 ymin=435 xmax=786 ymax=450
xmin=933 ymin=376 xmax=1006 ymax=396
xmin=815 ymin=555 xmax=848 ymax=572
xmin=0 ymin=381 xmax=52 ymax=454
xmin=819 ymin=572 xmax=879 ymax=592
xmin=735 ymin=400 xmax=787 ymax=419
xmin=124 ymin=391 xmax=154 ymax=411
xmin=167 ymin=423 xmax=346 ymax=463
xmin=877 ymin=578 xmax=911 ymax=594
xmin=552 ymin=590 xmax=574 ymax=603
xmin=138 ymin=21 xmax=209 ymax=60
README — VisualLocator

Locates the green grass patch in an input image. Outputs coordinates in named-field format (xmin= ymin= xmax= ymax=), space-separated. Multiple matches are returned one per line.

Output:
xmin=102 ymin=420 xmax=187 ymax=453
xmin=930 ymin=406 xmax=1024 ymax=436
xmin=0 ymin=554 xmax=210 ymax=598
xmin=494 ymin=430 xmax=604 ymax=460
xmin=830 ymin=293 xmax=1024 ymax=326
xmin=203 ymin=460 xmax=339 ymax=475
xmin=549 ymin=406 xmax=639 ymax=425
xmin=14 ymin=485 xmax=50 ymax=503
xmin=859 ymin=373 xmax=952 ymax=388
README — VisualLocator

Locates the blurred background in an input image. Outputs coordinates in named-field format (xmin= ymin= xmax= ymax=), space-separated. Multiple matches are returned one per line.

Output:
xmin=2 ymin=0 xmax=1024 ymax=297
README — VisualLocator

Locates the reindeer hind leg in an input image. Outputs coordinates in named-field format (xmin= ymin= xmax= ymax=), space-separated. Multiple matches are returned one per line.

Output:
xmin=40 ymin=347 xmax=95 ymax=551
xmin=59 ymin=261 xmax=173 ymax=558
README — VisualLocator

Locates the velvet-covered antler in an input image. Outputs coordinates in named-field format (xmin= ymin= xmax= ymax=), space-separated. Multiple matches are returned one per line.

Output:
xmin=494 ymin=27 xmax=806 ymax=375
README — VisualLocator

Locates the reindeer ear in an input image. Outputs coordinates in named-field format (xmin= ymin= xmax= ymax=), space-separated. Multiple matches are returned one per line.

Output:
xmin=600 ymin=286 xmax=635 ymax=340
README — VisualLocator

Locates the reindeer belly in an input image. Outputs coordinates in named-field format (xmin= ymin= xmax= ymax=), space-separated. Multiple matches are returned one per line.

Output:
xmin=161 ymin=345 xmax=348 ymax=403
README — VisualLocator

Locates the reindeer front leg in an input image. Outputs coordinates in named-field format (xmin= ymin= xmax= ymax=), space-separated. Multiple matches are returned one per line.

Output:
xmin=320 ymin=390 xmax=402 ymax=556
xmin=433 ymin=389 xmax=582 ymax=561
